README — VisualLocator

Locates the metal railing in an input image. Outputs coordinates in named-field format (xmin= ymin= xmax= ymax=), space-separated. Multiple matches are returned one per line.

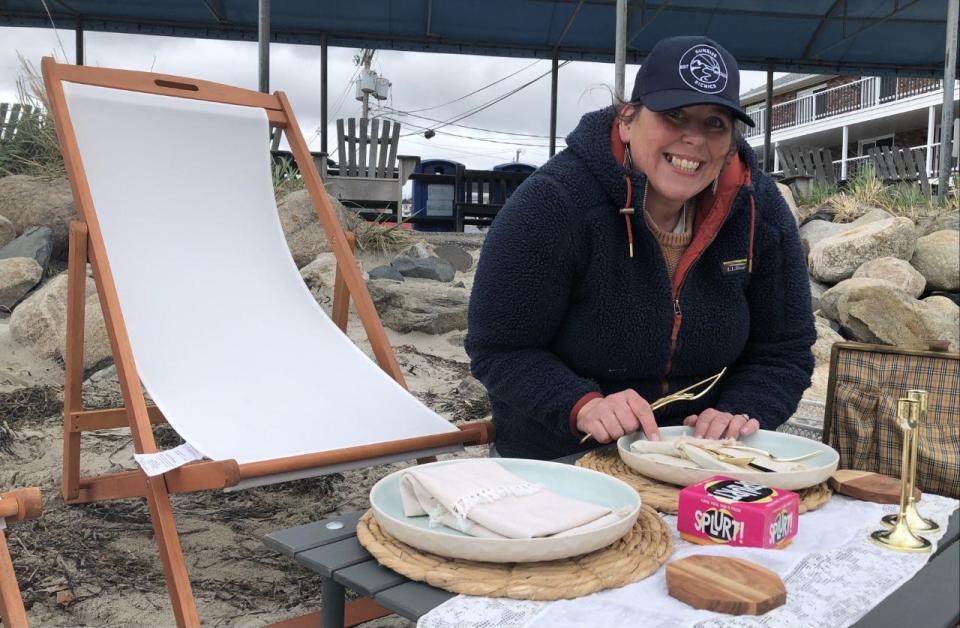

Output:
xmin=743 ymin=77 xmax=942 ymax=138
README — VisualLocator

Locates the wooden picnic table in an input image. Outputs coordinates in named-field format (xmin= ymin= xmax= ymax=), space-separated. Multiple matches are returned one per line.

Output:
xmin=264 ymin=451 xmax=960 ymax=628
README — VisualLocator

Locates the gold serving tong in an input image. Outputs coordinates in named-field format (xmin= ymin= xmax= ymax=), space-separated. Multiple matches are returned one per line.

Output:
xmin=579 ymin=367 xmax=727 ymax=445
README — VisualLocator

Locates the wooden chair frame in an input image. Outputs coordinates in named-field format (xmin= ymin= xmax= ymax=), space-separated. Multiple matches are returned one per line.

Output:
xmin=0 ymin=487 xmax=42 ymax=628
xmin=42 ymin=58 xmax=492 ymax=627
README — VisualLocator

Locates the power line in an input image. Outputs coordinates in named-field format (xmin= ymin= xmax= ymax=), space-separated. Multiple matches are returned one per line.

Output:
xmin=416 ymin=60 xmax=572 ymax=134
xmin=383 ymin=106 xmax=560 ymax=139
xmin=401 ymin=59 xmax=542 ymax=113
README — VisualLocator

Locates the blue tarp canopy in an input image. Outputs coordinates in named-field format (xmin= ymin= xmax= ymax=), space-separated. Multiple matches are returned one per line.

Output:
xmin=1 ymin=0 xmax=955 ymax=77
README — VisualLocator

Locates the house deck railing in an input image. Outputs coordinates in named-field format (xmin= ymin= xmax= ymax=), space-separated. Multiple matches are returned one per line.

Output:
xmin=743 ymin=77 xmax=942 ymax=139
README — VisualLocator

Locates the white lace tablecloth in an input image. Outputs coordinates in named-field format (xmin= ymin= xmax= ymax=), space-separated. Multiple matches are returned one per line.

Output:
xmin=418 ymin=494 xmax=959 ymax=628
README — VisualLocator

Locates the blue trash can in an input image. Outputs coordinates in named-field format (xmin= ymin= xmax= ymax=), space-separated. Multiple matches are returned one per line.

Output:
xmin=491 ymin=162 xmax=536 ymax=204
xmin=410 ymin=159 xmax=463 ymax=232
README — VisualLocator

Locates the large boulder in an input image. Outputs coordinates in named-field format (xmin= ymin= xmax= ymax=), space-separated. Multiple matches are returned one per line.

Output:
xmin=0 ymin=226 xmax=55 ymax=271
xmin=809 ymin=278 xmax=830 ymax=312
xmin=434 ymin=243 xmax=474 ymax=272
xmin=922 ymin=295 xmax=960 ymax=333
xmin=852 ymin=256 xmax=926 ymax=298
xmin=299 ymin=252 xmax=340 ymax=303
xmin=8 ymin=272 xmax=112 ymax=370
xmin=367 ymin=278 xmax=468 ymax=334
xmin=0 ymin=175 xmax=76 ymax=257
xmin=0 ymin=214 xmax=15 ymax=248
xmin=775 ymin=182 xmax=803 ymax=225
xmin=798 ymin=207 xmax=893 ymax=256
xmin=390 ymin=255 xmax=456 ymax=282
xmin=0 ymin=257 xmax=43 ymax=310
xmin=819 ymin=278 xmax=958 ymax=350
xmin=917 ymin=211 xmax=959 ymax=236
xmin=808 ymin=216 xmax=917 ymax=283
xmin=806 ymin=315 xmax=845 ymax=399
xmin=911 ymin=229 xmax=959 ymax=291
xmin=277 ymin=190 xmax=357 ymax=268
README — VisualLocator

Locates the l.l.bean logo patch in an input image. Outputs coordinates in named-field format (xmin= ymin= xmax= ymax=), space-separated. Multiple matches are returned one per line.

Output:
xmin=721 ymin=258 xmax=749 ymax=274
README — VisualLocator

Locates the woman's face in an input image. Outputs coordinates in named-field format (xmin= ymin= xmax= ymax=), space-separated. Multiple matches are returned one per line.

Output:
xmin=618 ymin=104 xmax=735 ymax=210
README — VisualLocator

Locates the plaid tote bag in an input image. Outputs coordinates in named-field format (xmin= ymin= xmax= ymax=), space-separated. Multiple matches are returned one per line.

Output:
xmin=823 ymin=342 xmax=959 ymax=498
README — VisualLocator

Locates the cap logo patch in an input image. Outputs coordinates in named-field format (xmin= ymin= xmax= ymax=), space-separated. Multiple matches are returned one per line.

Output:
xmin=678 ymin=44 xmax=728 ymax=94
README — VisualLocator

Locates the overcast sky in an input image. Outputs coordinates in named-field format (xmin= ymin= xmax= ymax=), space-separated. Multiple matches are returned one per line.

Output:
xmin=1 ymin=26 xmax=782 ymax=170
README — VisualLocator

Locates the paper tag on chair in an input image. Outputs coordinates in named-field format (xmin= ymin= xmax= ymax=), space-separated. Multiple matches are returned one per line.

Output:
xmin=134 ymin=443 xmax=205 ymax=477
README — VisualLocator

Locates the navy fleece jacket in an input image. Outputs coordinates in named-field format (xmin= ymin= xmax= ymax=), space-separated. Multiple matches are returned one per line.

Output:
xmin=465 ymin=107 xmax=816 ymax=460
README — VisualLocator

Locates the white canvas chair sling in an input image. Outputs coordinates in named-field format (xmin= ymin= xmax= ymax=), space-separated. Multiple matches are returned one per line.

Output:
xmin=42 ymin=58 xmax=492 ymax=627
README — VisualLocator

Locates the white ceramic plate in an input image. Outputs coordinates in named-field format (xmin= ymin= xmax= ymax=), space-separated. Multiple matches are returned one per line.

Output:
xmin=369 ymin=458 xmax=641 ymax=563
xmin=617 ymin=427 xmax=839 ymax=491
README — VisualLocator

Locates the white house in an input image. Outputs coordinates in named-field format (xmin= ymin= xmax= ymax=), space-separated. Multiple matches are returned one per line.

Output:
xmin=740 ymin=74 xmax=960 ymax=182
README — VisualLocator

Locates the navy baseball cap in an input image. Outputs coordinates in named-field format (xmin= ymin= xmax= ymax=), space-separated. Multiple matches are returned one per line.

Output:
xmin=631 ymin=35 xmax=755 ymax=127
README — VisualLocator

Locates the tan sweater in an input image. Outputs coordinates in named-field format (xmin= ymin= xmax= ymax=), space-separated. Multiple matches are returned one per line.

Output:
xmin=643 ymin=209 xmax=694 ymax=280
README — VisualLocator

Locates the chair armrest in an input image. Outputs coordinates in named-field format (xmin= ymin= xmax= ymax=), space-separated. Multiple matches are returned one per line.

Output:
xmin=397 ymin=155 xmax=421 ymax=183
xmin=315 ymin=152 xmax=331 ymax=180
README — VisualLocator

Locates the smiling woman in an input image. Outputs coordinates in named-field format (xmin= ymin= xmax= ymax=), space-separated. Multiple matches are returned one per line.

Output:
xmin=466 ymin=35 xmax=817 ymax=460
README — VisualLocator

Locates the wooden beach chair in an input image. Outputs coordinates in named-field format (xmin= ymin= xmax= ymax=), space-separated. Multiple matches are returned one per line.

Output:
xmin=41 ymin=58 xmax=492 ymax=627
xmin=0 ymin=487 xmax=42 ymax=628
xmin=319 ymin=117 xmax=420 ymax=213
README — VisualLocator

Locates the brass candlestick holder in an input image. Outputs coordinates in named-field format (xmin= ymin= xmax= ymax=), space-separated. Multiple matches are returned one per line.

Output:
xmin=869 ymin=398 xmax=932 ymax=553
xmin=881 ymin=389 xmax=940 ymax=533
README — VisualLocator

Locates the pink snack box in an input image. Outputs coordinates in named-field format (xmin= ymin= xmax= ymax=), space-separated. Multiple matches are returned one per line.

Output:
xmin=677 ymin=476 xmax=799 ymax=549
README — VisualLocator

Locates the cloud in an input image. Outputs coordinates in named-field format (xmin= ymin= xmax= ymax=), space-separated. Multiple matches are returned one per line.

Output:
xmin=1 ymin=26 xmax=779 ymax=169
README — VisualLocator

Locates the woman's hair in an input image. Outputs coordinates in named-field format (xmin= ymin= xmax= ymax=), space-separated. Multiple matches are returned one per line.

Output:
xmin=613 ymin=96 xmax=742 ymax=155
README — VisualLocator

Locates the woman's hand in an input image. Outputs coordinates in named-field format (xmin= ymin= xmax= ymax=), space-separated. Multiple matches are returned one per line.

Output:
xmin=683 ymin=408 xmax=760 ymax=439
xmin=576 ymin=390 xmax=660 ymax=443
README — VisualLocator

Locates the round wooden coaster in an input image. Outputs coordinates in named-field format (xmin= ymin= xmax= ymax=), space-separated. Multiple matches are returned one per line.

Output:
xmin=356 ymin=504 xmax=673 ymax=600
xmin=576 ymin=448 xmax=833 ymax=514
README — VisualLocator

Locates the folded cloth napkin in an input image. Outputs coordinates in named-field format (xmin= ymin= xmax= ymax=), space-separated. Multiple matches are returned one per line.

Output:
xmin=399 ymin=460 xmax=627 ymax=539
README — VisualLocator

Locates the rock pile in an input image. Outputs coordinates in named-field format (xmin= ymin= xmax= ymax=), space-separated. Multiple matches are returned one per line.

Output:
xmin=797 ymin=202 xmax=959 ymax=397
xmin=0 ymin=173 xmax=957 ymax=409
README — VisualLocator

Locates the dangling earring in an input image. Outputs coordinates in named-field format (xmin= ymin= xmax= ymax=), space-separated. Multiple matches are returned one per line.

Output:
xmin=624 ymin=144 xmax=634 ymax=171
xmin=711 ymin=168 xmax=722 ymax=194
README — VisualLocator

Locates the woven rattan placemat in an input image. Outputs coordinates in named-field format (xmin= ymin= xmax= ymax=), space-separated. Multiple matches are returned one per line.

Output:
xmin=576 ymin=449 xmax=833 ymax=514
xmin=356 ymin=505 xmax=673 ymax=600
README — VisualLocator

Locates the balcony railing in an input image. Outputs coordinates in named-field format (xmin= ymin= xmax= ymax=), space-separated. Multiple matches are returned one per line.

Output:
xmin=742 ymin=77 xmax=942 ymax=139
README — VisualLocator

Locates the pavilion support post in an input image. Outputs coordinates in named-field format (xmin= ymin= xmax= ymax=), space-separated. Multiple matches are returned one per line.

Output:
xmin=258 ymin=0 xmax=270 ymax=94
xmin=550 ymin=51 xmax=558 ymax=157
xmin=763 ymin=63 xmax=774 ymax=173
xmin=614 ymin=0 xmax=627 ymax=100
xmin=321 ymin=33 xmax=328 ymax=155
xmin=938 ymin=0 xmax=958 ymax=202
xmin=841 ymin=125 xmax=849 ymax=180
xmin=75 ymin=16 xmax=84 ymax=66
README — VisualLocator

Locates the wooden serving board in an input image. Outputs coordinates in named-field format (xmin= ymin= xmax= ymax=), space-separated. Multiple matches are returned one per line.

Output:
xmin=829 ymin=470 xmax=920 ymax=504
xmin=666 ymin=555 xmax=786 ymax=615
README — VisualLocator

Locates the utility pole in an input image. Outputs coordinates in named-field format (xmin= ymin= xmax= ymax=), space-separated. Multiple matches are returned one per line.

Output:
xmin=359 ymin=48 xmax=375 ymax=119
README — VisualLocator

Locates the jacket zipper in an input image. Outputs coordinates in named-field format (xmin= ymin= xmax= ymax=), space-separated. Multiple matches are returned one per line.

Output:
xmin=660 ymin=186 xmax=743 ymax=396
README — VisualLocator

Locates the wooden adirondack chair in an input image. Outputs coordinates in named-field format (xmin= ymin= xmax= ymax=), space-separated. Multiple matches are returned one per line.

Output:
xmin=868 ymin=146 xmax=931 ymax=196
xmin=319 ymin=118 xmax=420 ymax=213
xmin=0 ymin=103 xmax=38 ymax=143
xmin=776 ymin=146 xmax=837 ymax=188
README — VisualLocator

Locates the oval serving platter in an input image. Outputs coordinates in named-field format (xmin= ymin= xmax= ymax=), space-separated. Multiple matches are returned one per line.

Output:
xmin=618 ymin=426 xmax=839 ymax=491
xmin=369 ymin=458 xmax=641 ymax=563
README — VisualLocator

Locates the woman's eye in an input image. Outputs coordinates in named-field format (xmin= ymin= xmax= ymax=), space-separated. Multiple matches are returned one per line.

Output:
xmin=706 ymin=117 xmax=729 ymax=130
xmin=665 ymin=110 xmax=685 ymax=123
